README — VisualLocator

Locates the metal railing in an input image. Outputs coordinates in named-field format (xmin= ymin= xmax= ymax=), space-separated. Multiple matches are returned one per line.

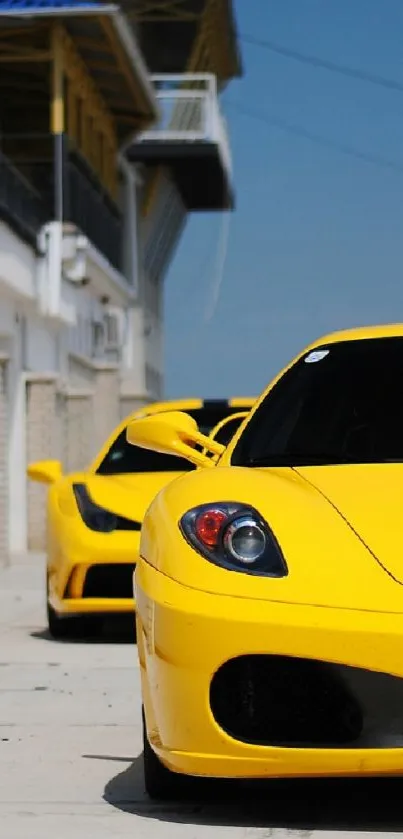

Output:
xmin=136 ymin=74 xmax=232 ymax=174
xmin=0 ymin=148 xmax=48 ymax=244
xmin=64 ymin=146 xmax=123 ymax=273
xmin=0 ymin=134 xmax=123 ymax=271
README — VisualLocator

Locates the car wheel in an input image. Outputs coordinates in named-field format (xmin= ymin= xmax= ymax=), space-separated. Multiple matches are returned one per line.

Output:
xmin=142 ymin=708 xmax=186 ymax=800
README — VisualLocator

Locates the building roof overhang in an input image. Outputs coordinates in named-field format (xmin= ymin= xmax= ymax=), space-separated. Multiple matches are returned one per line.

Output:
xmin=0 ymin=1 xmax=159 ymax=138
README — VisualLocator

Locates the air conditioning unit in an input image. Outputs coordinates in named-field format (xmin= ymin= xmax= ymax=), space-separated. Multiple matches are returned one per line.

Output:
xmin=90 ymin=318 xmax=105 ymax=357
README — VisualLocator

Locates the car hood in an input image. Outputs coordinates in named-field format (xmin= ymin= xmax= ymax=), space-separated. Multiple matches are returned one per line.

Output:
xmin=142 ymin=464 xmax=403 ymax=612
xmin=296 ymin=464 xmax=403 ymax=585
xmin=83 ymin=471 xmax=184 ymax=521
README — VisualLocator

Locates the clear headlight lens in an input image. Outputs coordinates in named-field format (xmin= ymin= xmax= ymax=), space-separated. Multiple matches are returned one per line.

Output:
xmin=223 ymin=516 xmax=267 ymax=564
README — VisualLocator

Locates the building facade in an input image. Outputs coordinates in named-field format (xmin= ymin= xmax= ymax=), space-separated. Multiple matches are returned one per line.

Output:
xmin=0 ymin=0 xmax=242 ymax=559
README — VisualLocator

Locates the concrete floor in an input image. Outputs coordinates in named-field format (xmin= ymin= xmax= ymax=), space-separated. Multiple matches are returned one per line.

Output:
xmin=2 ymin=554 xmax=403 ymax=839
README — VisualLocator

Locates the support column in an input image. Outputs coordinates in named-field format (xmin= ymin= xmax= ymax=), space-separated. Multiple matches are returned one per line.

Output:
xmin=48 ymin=24 xmax=65 ymax=319
xmin=51 ymin=23 xmax=65 ymax=222
xmin=120 ymin=157 xmax=139 ymax=296
xmin=26 ymin=375 xmax=61 ymax=551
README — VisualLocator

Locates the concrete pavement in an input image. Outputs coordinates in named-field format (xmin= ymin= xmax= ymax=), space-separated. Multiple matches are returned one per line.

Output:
xmin=1 ymin=553 xmax=403 ymax=838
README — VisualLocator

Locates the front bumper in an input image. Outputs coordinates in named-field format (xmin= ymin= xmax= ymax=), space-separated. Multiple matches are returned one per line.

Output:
xmin=48 ymin=530 xmax=140 ymax=616
xmin=57 ymin=596 xmax=135 ymax=615
xmin=136 ymin=559 xmax=403 ymax=779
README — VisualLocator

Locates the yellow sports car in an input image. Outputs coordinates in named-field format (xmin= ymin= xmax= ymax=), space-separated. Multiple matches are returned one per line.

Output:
xmin=130 ymin=324 xmax=403 ymax=799
xmin=27 ymin=397 xmax=254 ymax=639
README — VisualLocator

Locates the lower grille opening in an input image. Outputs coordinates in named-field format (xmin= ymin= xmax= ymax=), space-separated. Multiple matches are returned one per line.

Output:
xmin=210 ymin=654 xmax=403 ymax=749
xmin=82 ymin=564 xmax=135 ymax=599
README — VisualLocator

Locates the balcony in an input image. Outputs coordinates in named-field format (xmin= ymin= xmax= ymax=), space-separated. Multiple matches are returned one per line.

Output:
xmin=126 ymin=74 xmax=234 ymax=211
xmin=0 ymin=135 xmax=123 ymax=274
xmin=64 ymin=147 xmax=123 ymax=274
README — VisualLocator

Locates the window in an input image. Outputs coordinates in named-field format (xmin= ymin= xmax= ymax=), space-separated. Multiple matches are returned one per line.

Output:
xmin=104 ymin=313 xmax=119 ymax=348
xmin=232 ymin=337 xmax=403 ymax=467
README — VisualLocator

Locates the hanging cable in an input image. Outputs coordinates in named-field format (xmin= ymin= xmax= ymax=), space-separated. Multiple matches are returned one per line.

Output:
xmin=241 ymin=33 xmax=403 ymax=94
xmin=204 ymin=211 xmax=231 ymax=323
xmin=226 ymin=99 xmax=403 ymax=174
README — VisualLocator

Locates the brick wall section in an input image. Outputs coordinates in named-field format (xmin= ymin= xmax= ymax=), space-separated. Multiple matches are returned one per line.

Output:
xmin=67 ymin=356 xmax=121 ymax=461
xmin=26 ymin=375 xmax=61 ymax=551
xmin=61 ymin=390 xmax=94 ymax=473
xmin=0 ymin=360 xmax=8 ymax=566
xmin=25 ymin=363 xmax=154 ymax=549
xmin=91 ymin=365 xmax=120 ymax=459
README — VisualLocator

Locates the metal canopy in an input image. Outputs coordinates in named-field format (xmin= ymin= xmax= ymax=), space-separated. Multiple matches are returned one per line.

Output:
xmin=0 ymin=1 xmax=104 ymax=9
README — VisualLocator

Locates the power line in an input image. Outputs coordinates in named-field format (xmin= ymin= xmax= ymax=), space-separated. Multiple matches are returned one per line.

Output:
xmin=203 ymin=211 xmax=231 ymax=324
xmin=225 ymin=100 xmax=403 ymax=175
xmin=241 ymin=32 xmax=403 ymax=94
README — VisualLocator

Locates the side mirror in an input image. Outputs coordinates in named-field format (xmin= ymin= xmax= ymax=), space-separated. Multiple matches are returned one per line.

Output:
xmin=126 ymin=410 xmax=225 ymax=469
xmin=26 ymin=460 xmax=63 ymax=485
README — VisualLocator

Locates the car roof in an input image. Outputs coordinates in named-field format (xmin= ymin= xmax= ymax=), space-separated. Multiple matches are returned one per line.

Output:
xmin=127 ymin=396 xmax=255 ymax=421
xmin=307 ymin=323 xmax=403 ymax=350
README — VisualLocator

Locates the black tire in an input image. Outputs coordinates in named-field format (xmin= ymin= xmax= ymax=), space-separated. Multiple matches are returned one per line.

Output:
xmin=142 ymin=708 xmax=186 ymax=800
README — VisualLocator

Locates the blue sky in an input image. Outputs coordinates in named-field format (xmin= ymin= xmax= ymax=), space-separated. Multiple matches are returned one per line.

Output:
xmin=164 ymin=0 xmax=403 ymax=398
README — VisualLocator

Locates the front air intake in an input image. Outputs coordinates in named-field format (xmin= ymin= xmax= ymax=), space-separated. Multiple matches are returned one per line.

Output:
xmin=210 ymin=654 xmax=403 ymax=749
xmin=82 ymin=564 xmax=135 ymax=599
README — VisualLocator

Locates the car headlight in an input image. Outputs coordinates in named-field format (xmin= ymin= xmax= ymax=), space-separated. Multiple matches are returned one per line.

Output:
xmin=73 ymin=484 xmax=141 ymax=533
xmin=180 ymin=502 xmax=288 ymax=577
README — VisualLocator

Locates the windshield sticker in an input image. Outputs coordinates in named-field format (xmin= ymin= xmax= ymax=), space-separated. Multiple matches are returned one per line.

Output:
xmin=304 ymin=350 xmax=330 ymax=364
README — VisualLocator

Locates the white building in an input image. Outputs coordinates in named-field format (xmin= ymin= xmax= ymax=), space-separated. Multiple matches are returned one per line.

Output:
xmin=0 ymin=0 xmax=242 ymax=560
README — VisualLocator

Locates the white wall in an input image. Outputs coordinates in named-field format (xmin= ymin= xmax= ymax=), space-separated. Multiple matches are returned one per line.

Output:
xmin=6 ymin=311 xmax=25 ymax=554
xmin=0 ymin=298 xmax=15 ymax=336
xmin=8 ymin=371 xmax=27 ymax=554
xmin=63 ymin=277 xmax=122 ymax=363
xmin=0 ymin=222 xmax=36 ymax=302
xmin=0 ymin=223 xmax=56 ymax=553
xmin=122 ymin=305 xmax=147 ymax=394
xmin=0 ymin=207 xmax=157 ymax=551
xmin=25 ymin=316 xmax=58 ymax=373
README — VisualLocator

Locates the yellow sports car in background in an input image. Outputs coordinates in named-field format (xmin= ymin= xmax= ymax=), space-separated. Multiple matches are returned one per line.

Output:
xmin=130 ymin=324 xmax=403 ymax=799
xmin=27 ymin=397 xmax=254 ymax=638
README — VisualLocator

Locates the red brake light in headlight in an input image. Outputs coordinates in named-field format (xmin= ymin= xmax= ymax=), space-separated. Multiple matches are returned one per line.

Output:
xmin=180 ymin=502 xmax=288 ymax=578
xmin=194 ymin=509 xmax=227 ymax=548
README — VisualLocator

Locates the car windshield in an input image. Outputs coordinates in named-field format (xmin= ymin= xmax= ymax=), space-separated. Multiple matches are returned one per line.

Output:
xmin=97 ymin=404 xmax=249 ymax=475
xmin=232 ymin=337 xmax=403 ymax=467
